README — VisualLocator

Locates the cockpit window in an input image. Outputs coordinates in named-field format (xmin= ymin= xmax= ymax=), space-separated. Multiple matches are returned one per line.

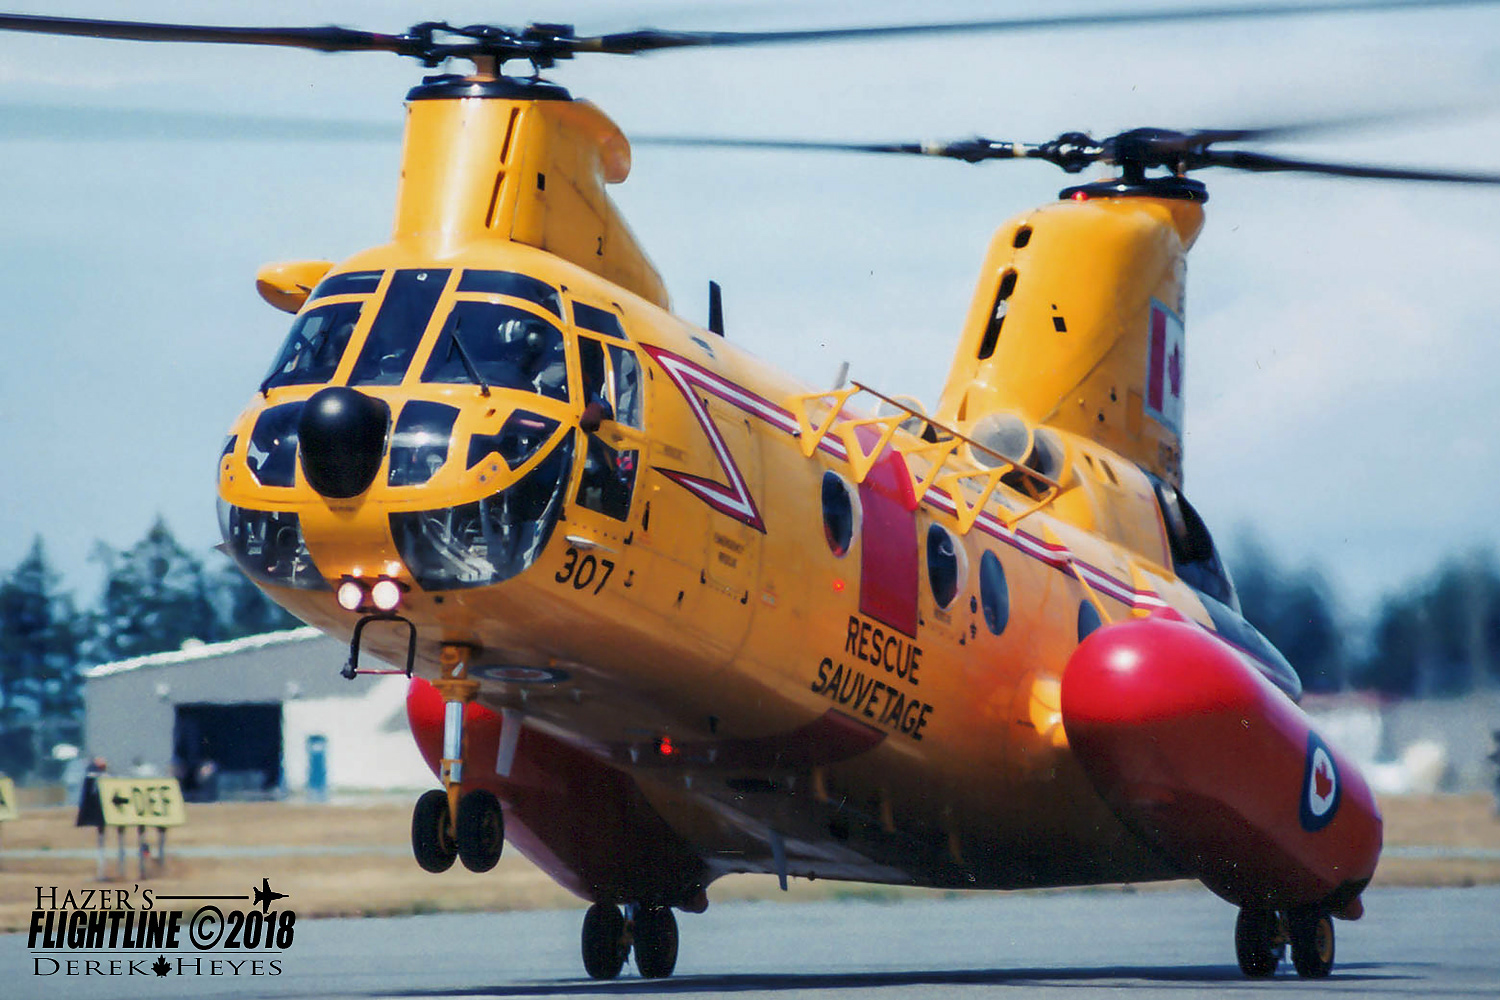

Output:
xmin=1149 ymin=474 xmax=1239 ymax=610
xmin=308 ymin=270 xmax=383 ymax=301
xmin=388 ymin=401 xmax=459 ymax=487
xmin=457 ymin=270 xmax=563 ymax=317
xmin=421 ymin=301 xmax=569 ymax=401
xmin=573 ymin=301 xmax=628 ymax=340
xmin=261 ymin=302 xmax=363 ymax=391
xmin=348 ymin=269 xmax=450 ymax=387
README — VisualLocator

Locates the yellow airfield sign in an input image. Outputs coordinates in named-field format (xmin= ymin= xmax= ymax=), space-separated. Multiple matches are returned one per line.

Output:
xmin=95 ymin=777 xmax=186 ymax=828
xmin=0 ymin=776 xmax=18 ymax=821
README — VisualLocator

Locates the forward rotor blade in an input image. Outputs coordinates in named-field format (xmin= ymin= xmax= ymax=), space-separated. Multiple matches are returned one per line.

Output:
xmin=581 ymin=0 xmax=1500 ymax=54
xmin=0 ymin=13 xmax=412 ymax=54
xmin=632 ymin=135 xmax=1034 ymax=163
xmin=0 ymin=104 xmax=399 ymax=142
xmin=1198 ymin=148 xmax=1500 ymax=183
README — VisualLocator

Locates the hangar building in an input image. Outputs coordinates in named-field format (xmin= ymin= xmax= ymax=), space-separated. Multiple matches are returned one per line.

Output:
xmin=82 ymin=627 xmax=435 ymax=797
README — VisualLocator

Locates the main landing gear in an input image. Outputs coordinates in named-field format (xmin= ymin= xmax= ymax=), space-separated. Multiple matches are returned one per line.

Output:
xmin=1235 ymin=905 xmax=1334 ymax=979
xmin=581 ymin=902 xmax=680 ymax=980
xmin=410 ymin=644 xmax=505 ymax=874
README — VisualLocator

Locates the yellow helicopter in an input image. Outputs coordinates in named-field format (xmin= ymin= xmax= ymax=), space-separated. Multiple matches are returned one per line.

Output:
xmin=6 ymin=0 xmax=1500 ymax=984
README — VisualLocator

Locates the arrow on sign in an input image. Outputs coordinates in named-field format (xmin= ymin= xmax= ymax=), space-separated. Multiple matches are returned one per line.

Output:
xmin=112 ymin=791 xmax=131 ymax=809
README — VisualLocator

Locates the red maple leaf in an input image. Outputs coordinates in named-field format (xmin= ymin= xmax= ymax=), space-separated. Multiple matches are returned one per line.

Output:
xmin=1313 ymin=760 xmax=1334 ymax=800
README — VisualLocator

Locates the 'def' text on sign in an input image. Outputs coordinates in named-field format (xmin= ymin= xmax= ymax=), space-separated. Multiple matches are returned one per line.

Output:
xmin=95 ymin=778 xmax=185 ymax=828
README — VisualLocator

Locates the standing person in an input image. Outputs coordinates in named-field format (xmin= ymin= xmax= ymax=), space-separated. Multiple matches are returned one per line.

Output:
xmin=75 ymin=756 xmax=106 ymax=830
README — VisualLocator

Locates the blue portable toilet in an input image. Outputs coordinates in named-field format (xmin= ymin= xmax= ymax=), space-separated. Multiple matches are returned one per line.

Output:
xmin=306 ymin=734 xmax=328 ymax=801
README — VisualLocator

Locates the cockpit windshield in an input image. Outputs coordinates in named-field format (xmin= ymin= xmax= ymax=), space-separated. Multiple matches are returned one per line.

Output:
xmin=421 ymin=302 xmax=569 ymax=401
xmin=261 ymin=301 xmax=363 ymax=391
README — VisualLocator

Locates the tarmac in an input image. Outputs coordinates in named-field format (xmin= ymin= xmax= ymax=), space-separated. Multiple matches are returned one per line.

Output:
xmin=3 ymin=884 xmax=1498 ymax=999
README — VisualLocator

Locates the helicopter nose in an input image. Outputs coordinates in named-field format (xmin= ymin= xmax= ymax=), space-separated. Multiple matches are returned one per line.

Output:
xmin=297 ymin=386 xmax=390 ymax=499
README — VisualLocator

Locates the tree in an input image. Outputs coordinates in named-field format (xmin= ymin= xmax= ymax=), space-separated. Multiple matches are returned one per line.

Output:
xmin=1355 ymin=552 xmax=1500 ymax=697
xmin=85 ymin=517 xmax=221 ymax=663
xmin=0 ymin=537 xmax=80 ymax=720
xmin=210 ymin=554 xmax=299 ymax=639
xmin=1230 ymin=536 xmax=1346 ymax=693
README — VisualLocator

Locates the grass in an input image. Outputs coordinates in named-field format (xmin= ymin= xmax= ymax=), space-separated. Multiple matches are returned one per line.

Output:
xmin=1 ymin=793 xmax=1496 ymax=933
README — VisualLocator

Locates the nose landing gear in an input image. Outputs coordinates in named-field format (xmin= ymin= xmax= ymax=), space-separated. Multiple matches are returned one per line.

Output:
xmin=410 ymin=644 xmax=506 ymax=874
xmin=580 ymin=902 xmax=680 ymax=980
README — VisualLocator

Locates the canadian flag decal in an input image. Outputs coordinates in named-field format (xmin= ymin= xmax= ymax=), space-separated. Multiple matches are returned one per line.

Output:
xmin=1145 ymin=299 xmax=1186 ymax=434
xmin=1300 ymin=733 xmax=1341 ymax=832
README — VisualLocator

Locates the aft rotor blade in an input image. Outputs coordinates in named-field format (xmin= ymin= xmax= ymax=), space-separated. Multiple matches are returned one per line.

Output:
xmin=1198 ymin=148 xmax=1500 ymax=184
xmin=581 ymin=0 xmax=1500 ymax=54
xmin=0 ymin=13 xmax=413 ymax=54
xmin=632 ymin=135 xmax=1036 ymax=163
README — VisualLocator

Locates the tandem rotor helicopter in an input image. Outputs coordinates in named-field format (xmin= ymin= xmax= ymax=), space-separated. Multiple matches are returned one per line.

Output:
xmin=7 ymin=0 xmax=1500 ymax=984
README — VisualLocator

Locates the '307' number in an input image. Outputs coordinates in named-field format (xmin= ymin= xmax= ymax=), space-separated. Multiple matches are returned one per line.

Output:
xmin=555 ymin=547 xmax=615 ymax=595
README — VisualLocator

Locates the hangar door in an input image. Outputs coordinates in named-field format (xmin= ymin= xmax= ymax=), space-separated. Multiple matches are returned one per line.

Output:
xmin=173 ymin=703 xmax=282 ymax=800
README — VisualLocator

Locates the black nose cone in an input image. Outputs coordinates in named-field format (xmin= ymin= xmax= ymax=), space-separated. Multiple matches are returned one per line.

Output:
xmin=297 ymin=387 xmax=390 ymax=499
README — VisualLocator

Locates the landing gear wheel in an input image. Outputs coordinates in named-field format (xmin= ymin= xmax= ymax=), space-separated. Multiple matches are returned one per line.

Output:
xmin=1235 ymin=907 xmax=1283 ymax=978
xmin=455 ymin=789 xmax=504 ymax=873
xmin=633 ymin=905 xmax=679 ymax=979
xmin=411 ymin=789 xmax=456 ymax=873
xmin=581 ymin=903 xmax=628 ymax=980
xmin=1289 ymin=907 xmax=1335 ymax=979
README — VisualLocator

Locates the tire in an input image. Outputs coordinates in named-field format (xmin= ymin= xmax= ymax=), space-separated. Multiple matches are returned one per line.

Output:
xmin=581 ymin=903 xmax=627 ymax=980
xmin=1234 ymin=907 xmax=1282 ymax=978
xmin=633 ymin=905 xmax=679 ymax=980
xmin=411 ymin=789 xmax=456 ymax=873
xmin=455 ymin=789 xmax=504 ymax=873
xmin=1289 ymin=907 xmax=1335 ymax=979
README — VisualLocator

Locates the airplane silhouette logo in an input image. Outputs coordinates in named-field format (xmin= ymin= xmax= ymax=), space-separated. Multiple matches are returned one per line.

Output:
xmin=253 ymin=878 xmax=289 ymax=913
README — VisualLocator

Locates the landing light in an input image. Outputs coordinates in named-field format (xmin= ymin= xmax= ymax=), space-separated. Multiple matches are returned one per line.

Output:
xmin=337 ymin=579 xmax=366 ymax=611
xmin=371 ymin=578 xmax=403 ymax=612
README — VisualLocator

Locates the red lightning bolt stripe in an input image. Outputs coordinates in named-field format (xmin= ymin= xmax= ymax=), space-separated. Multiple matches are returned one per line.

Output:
xmin=637 ymin=345 xmax=1171 ymax=611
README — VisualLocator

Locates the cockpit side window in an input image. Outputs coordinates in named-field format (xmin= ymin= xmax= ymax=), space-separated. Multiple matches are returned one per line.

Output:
xmin=348 ymin=269 xmax=450 ymax=386
xmin=262 ymin=302 xmax=364 ymax=391
xmin=420 ymin=301 xmax=569 ymax=400
xmin=575 ymin=333 xmax=640 ymax=521
xmin=1149 ymin=474 xmax=1239 ymax=610
xmin=573 ymin=301 xmax=628 ymax=340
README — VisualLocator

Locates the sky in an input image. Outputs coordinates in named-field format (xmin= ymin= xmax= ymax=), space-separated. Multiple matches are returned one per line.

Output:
xmin=0 ymin=0 xmax=1498 ymax=624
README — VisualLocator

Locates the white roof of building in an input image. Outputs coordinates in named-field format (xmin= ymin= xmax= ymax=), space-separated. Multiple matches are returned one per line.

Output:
xmin=81 ymin=626 xmax=329 ymax=679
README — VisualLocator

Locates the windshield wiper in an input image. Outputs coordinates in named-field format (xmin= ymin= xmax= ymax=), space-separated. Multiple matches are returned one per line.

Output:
xmin=447 ymin=321 xmax=491 ymax=397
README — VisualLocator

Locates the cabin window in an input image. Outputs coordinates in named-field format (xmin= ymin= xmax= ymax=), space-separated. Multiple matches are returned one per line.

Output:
xmin=349 ymin=268 xmax=450 ymax=386
xmin=926 ymin=524 xmax=965 ymax=609
xmin=388 ymin=401 xmax=459 ymax=487
xmin=261 ymin=301 xmax=364 ymax=390
xmin=420 ymin=301 xmax=568 ymax=400
xmin=980 ymin=550 xmax=1010 ymax=635
xmin=821 ymin=472 xmax=857 ymax=557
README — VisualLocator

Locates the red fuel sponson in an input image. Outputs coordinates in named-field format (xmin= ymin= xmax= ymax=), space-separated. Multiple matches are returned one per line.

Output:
xmin=1061 ymin=614 xmax=1380 ymax=917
